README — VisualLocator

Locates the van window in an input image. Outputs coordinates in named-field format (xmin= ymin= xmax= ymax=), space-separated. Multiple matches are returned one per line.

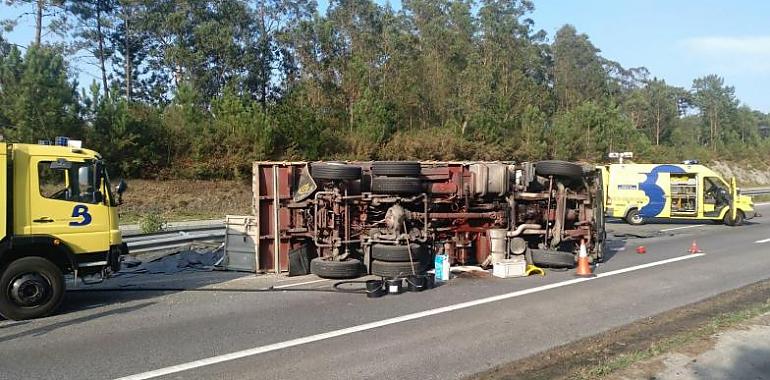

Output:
xmin=704 ymin=176 xmax=729 ymax=208
xmin=38 ymin=161 xmax=100 ymax=204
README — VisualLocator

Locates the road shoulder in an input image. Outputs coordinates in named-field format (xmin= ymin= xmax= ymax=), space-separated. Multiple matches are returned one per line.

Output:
xmin=470 ymin=279 xmax=770 ymax=380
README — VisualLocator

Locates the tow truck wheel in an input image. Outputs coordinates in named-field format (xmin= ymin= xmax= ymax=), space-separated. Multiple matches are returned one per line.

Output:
xmin=0 ymin=257 xmax=65 ymax=320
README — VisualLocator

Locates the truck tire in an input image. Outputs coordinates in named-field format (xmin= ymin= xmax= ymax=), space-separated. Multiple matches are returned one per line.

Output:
xmin=724 ymin=210 xmax=745 ymax=226
xmin=625 ymin=209 xmax=645 ymax=225
xmin=371 ymin=177 xmax=423 ymax=194
xmin=371 ymin=260 xmax=426 ymax=278
xmin=530 ymin=249 xmax=576 ymax=268
xmin=371 ymin=243 xmax=429 ymax=262
xmin=310 ymin=258 xmax=363 ymax=279
xmin=535 ymin=160 xmax=583 ymax=178
xmin=311 ymin=163 xmax=361 ymax=181
xmin=371 ymin=161 xmax=421 ymax=177
xmin=0 ymin=257 xmax=65 ymax=320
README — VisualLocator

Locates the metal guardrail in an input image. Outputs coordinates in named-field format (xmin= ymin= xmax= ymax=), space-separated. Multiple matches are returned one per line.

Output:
xmin=743 ymin=187 xmax=770 ymax=195
xmin=124 ymin=226 xmax=225 ymax=254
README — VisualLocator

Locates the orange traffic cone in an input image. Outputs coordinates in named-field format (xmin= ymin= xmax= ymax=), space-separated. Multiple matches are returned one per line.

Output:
xmin=575 ymin=240 xmax=595 ymax=277
xmin=688 ymin=240 xmax=702 ymax=254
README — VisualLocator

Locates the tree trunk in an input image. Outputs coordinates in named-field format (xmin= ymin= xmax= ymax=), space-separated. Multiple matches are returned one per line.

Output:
xmin=655 ymin=108 xmax=661 ymax=146
xmin=124 ymin=4 xmax=132 ymax=100
xmin=35 ymin=0 xmax=43 ymax=46
xmin=96 ymin=3 xmax=110 ymax=99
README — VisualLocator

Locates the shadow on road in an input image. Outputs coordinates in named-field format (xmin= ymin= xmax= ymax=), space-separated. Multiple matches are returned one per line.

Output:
xmin=601 ymin=238 xmax=627 ymax=263
xmin=696 ymin=345 xmax=770 ymax=380
xmin=0 ymin=302 xmax=154 ymax=343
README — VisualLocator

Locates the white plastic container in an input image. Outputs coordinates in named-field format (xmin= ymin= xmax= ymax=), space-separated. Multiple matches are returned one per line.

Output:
xmin=493 ymin=258 xmax=526 ymax=278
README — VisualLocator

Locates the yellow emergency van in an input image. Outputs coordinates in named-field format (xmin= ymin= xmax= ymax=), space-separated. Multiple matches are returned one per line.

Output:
xmin=0 ymin=143 xmax=127 ymax=320
xmin=600 ymin=163 xmax=755 ymax=226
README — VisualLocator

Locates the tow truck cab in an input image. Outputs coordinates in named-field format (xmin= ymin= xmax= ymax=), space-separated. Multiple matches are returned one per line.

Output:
xmin=0 ymin=143 xmax=126 ymax=320
xmin=599 ymin=163 xmax=755 ymax=226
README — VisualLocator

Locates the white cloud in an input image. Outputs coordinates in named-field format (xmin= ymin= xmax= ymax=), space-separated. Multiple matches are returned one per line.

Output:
xmin=682 ymin=36 xmax=770 ymax=56
xmin=680 ymin=36 xmax=770 ymax=76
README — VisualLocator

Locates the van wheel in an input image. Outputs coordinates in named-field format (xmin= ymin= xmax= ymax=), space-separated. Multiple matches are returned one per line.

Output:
xmin=724 ymin=210 xmax=745 ymax=227
xmin=0 ymin=257 xmax=65 ymax=320
xmin=626 ymin=209 xmax=645 ymax=225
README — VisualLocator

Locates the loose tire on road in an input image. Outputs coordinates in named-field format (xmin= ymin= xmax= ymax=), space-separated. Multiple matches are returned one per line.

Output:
xmin=310 ymin=258 xmax=363 ymax=279
xmin=371 ymin=260 xmax=427 ymax=278
xmin=371 ymin=161 xmax=422 ymax=177
xmin=371 ymin=243 xmax=429 ymax=262
xmin=0 ymin=257 xmax=65 ymax=320
xmin=311 ymin=163 xmax=362 ymax=181
xmin=625 ymin=209 xmax=645 ymax=225
xmin=370 ymin=177 xmax=424 ymax=194
xmin=530 ymin=249 xmax=576 ymax=268
xmin=535 ymin=160 xmax=583 ymax=178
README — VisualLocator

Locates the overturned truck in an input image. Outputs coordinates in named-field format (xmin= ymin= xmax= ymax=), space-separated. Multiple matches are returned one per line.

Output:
xmin=250 ymin=160 xmax=605 ymax=278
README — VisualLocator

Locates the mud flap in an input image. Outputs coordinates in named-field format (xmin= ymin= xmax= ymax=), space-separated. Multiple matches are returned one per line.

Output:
xmin=288 ymin=244 xmax=316 ymax=276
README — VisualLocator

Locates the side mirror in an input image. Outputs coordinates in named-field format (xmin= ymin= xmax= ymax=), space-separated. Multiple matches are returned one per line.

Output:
xmin=115 ymin=179 xmax=127 ymax=205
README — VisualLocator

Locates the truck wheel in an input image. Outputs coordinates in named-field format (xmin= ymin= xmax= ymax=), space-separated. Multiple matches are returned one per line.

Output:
xmin=310 ymin=257 xmax=363 ymax=279
xmin=371 ymin=177 xmax=424 ymax=194
xmin=371 ymin=260 xmax=426 ymax=278
xmin=724 ymin=210 xmax=745 ymax=227
xmin=530 ymin=249 xmax=576 ymax=268
xmin=311 ymin=163 xmax=362 ymax=181
xmin=371 ymin=243 xmax=429 ymax=262
xmin=625 ymin=209 xmax=645 ymax=225
xmin=535 ymin=160 xmax=583 ymax=178
xmin=0 ymin=257 xmax=65 ymax=320
xmin=371 ymin=161 xmax=421 ymax=177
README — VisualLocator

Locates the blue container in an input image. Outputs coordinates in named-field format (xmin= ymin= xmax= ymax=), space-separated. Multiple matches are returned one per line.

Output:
xmin=434 ymin=254 xmax=450 ymax=282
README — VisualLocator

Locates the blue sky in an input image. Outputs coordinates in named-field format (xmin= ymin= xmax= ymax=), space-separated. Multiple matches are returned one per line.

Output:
xmin=3 ymin=0 xmax=769 ymax=112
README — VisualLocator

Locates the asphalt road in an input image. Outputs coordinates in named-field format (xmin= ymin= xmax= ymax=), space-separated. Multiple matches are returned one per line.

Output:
xmin=1 ymin=204 xmax=769 ymax=380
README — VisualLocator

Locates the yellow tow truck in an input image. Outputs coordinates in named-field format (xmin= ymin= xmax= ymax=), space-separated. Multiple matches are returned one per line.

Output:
xmin=0 ymin=143 xmax=127 ymax=320
xmin=600 ymin=163 xmax=755 ymax=226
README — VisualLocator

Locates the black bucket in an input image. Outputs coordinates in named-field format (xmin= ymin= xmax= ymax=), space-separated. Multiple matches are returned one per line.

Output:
xmin=424 ymin=273 xmax=435 ymax=289
xmin=406 ymin=275 xmax=427 ymax=292
xmin=385 ymin=278 xmax=403 ymax=295
xmin=366 ymin=279 xmax=386 ymax=298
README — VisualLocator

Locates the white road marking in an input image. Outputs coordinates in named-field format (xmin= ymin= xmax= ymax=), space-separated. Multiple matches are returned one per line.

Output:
xmin=115 ymin=254 xmax=705 ymax=380
xmin=756 ymin=238 xmax=770 ymax=244
xmin=660 ymin=224 xmax=705 ymax=232
xmin=272 ymin=279 xmax=329 ymax=289
xmin=755 ymin=202 xmax=770 ymax=206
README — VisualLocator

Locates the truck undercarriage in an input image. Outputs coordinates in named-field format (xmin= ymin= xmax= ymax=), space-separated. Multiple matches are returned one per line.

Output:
xmin=251 ymin=160 xmax=605 ymax=278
